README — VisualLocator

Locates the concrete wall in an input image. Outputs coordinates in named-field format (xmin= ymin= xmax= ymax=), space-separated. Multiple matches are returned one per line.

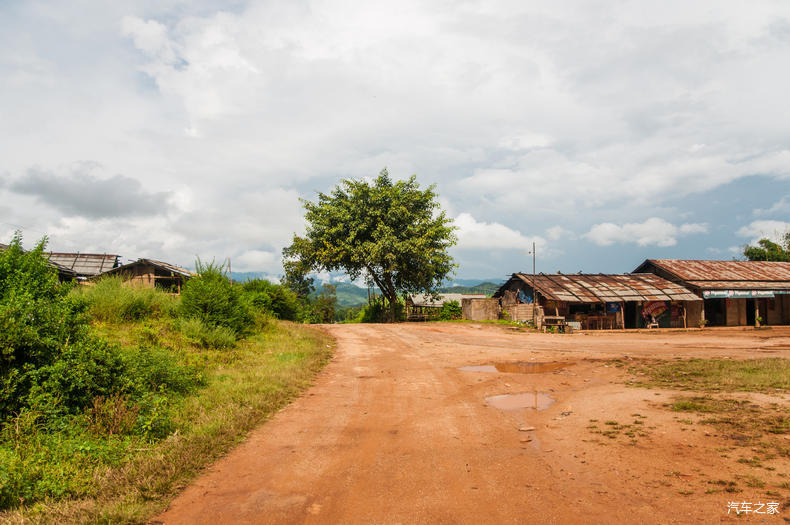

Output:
xmin=505 ymin=304 xmax=543 ymax=324
xmin=462 ymin=298 xmax=500 ymax=321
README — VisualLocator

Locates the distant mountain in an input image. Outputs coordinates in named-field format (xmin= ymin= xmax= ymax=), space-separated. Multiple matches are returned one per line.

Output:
xmin=438 ymin=282 xmax=500 ymax=296
xmin=321 ymin=282 xmax=372 ymax=307
xmin=229 ymin=271 xmax=271 ymax=283
xmin=444 ymin=278 xmax=505 ymax=287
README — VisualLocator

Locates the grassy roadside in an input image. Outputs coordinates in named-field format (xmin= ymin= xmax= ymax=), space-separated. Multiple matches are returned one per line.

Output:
xmin=0 ymin=320 xmax=333 ymax=525
xmin=626 ymin=358 xmax=790 ymax=393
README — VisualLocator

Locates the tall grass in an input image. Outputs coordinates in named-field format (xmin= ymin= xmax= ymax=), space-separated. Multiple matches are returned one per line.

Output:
xmin=77 ymin=277 xmax=178 ymax=323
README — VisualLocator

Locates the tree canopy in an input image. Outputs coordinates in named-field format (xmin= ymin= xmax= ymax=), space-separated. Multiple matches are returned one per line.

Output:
xmin=282 ymin=169 xmax=457 ymax=321
xmin=743 ymin=232 xmax=790 ymax=262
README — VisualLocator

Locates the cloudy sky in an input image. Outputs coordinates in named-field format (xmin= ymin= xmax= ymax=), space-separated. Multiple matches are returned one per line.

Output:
xmin=2 ymin=1 xmax=790 ymax=282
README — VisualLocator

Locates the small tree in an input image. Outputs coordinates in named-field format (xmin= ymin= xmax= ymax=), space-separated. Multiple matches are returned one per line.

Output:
xmin=743 ymin=232 xmax=790 ymax=261
xmin=283 ymin=169 xmax=457 ymax=322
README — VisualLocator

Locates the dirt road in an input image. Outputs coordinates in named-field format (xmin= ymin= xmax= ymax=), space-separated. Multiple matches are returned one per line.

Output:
xmin=154 ymin=324 xmax=790 ymax=524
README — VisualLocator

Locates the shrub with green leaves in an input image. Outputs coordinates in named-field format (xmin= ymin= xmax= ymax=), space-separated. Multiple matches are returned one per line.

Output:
xmin=0 ymin=234 xmax=87 ymax=419
xmin=439 ymin=300 xmax=462 ymax=320
xmin=180 ymin=260 xmax=253 ymax=335
xmin=241 ymin=278 xmax=300 ymax=320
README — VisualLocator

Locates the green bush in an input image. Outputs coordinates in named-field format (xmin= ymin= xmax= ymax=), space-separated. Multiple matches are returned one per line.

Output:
xmin=357 ymin=297 xmax=405 ymax=323
xmin=78 ymin=276 xmax=178 ymax=323
xmin=180 ymin=260 xmax=253 ymax=335
xmin=0 ymin=235 xmax=88 ymax=419
xmin=241 ymin=279 xmax=300 ymax=320
xmin=439 ymin=300 xmax=462 ymax=320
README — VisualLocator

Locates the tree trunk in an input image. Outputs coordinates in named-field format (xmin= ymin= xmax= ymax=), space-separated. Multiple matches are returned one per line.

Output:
xmin=366 ymin=266 xmax=398 ymax=323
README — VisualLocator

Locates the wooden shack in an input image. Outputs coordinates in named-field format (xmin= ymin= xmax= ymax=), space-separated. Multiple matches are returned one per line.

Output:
xmin=494 ymin=273 xmax=702 ymax=329
xmin=635 ymin=259 xmax=790 ymax=327
xmin=97 ymin=258 xmax=193 ymax=294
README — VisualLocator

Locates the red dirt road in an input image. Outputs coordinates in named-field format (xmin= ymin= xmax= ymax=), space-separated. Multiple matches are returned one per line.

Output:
xmin=154 ymin=324 xmax=790 ymax=524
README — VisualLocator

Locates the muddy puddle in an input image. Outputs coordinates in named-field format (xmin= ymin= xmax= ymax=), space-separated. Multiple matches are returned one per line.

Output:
xmin=485 ymin=392 xmax=555 ymax=411
xmin=458 ymin=361 xmax=571 ymax=374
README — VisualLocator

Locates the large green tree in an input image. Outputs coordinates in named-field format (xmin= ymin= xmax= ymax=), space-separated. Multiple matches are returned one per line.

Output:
xmin=743 ymin=232 xmax=790 ymax=261
xmin=283 ymin=169 xmax=457 ymax=322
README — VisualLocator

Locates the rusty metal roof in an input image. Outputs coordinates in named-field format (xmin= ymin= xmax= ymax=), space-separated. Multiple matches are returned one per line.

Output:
xmin=100 ymin=258 xmax=194 ymax=278
xmin=47 ymin=252 xmax=120 ymax=277
xmin=499 ymin=273 xmax=700 ymax=303
xmin=636 ymin=259 xmax=790 ymax=290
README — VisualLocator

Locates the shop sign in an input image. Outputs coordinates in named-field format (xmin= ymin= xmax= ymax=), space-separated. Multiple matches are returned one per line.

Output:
xmin=702 ymin=290 xmax=775 ymax=299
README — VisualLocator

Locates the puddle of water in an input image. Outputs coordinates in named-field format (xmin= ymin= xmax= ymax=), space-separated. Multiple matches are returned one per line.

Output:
xmin=458 ymin=362 xmax=571 ymax=374
xmin=485 ymin=392 xmax=555 ymax=411
xmin=458 ymin=365 xmax=499 ymax=373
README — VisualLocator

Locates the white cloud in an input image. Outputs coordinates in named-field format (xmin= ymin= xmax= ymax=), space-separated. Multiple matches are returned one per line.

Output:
xmin=3 ymin=2 xmax=790 ymax=277
xmin=233 ymin=250 xmax=278 ymax=272
xmin=455 ymin=213 xmax=545 ymax=251
xmin=754 ymin=196 xmax=790 ymax=216
xmin=736 ymin=220 xmax=790 ymax=243
xmin=545 ymin=225 xmax=575 ymax=241
xmin=585 ymin=217 xmax=708 ymax=247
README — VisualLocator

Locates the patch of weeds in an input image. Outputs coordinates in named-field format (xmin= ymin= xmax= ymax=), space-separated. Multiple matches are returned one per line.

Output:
xmin=627 ymin=358 xmax=790 ymax=393
xmin=737 ymin=457 xmax=763 ymax=468
xmin=604 ymin=420 xmax=619 ymax=426
xmin=742 ymin=475 xmax=766 ymax=488
xmin=677 ymin=490 xmax=694 ymax=495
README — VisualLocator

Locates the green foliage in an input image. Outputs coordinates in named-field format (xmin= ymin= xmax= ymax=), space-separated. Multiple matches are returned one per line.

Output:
xmin=356 ymin=297 xmax=405 ymax=323
xmin=302 ymin=284 xmax=337 ymax=323
xmin=180 ymin=259 xmax=253 ymax=335
xmin=178 ymin=318 xmax=237 ymax=349
xmin=78 ymin=276 xmax=178 ymax=322
xmin=0 ymin=234 xmax=88 ymax=419
xmin=0 ymin=233 xmax=204 ymax=509
xmin=439 ymin=300 xmax=462 ymax=320
xmin=283 ymin=168 xmax=457 ymax=321
xmin=241 ymin=278 xmax=300 ymax=320
xmin=743 ymin=232 xmax=790 ymax=261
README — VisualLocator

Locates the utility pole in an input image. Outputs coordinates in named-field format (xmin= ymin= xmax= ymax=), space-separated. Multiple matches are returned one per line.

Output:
xmin=532 ymin=241 xmax=536 ymax=326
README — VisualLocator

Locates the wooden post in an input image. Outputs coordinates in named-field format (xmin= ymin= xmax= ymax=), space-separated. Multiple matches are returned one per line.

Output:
xmin=621 ymin=301 xmax=625 ymax=329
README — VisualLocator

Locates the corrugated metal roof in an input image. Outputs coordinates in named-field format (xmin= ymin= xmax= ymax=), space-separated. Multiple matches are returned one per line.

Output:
xmin=675 ymin=280 xmax=790 ymax=290
xmin=499 ymin=273 xmax=700 ymax=303
xmin=638 ymin=259 xmax=790 ymax=284
xmin=408 ymin=293 xmax=486 ymax=307
xmin=47 ymin=252 xmax=120 ymax=277
xmin=100 ymin=258 xmax=194 ymax=278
